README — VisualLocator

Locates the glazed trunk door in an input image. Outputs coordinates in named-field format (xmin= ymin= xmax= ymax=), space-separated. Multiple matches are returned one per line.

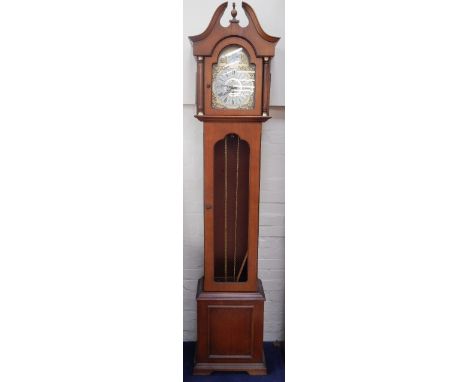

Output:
xmin=203 ymin=122 xmax=261 ymax=292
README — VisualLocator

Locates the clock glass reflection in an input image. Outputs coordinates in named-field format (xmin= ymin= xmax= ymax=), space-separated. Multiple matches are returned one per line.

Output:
xmin=212 ymin=45 xmax=255 ymax=110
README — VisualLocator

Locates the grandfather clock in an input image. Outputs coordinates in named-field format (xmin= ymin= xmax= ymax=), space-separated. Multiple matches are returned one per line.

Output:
xmin=189 ymin=2 xmax=279 ymax=375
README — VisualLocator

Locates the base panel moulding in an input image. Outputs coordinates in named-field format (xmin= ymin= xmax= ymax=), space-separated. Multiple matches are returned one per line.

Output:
xmin=193 ymin=350 xmax=267 ymax=376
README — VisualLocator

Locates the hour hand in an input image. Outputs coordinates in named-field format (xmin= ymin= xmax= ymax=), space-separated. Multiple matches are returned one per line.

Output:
xmin=221 ymin=85 xmax=234 ymax=96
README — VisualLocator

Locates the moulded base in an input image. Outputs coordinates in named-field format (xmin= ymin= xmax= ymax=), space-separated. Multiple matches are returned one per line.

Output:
xmin=193 ymin=350 xmax=267 ymax=376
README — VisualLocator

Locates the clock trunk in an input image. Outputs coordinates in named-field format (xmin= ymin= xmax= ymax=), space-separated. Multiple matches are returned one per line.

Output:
xmin=203 ymin=122 xmax=261 ymax=293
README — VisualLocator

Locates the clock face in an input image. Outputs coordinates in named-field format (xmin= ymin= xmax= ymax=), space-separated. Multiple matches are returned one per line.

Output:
xmin=212 ymin=45 xmax=256 ymax=110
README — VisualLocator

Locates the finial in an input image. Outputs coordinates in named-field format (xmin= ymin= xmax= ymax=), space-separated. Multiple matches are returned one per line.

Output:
xmin=230 ymin=2 xmax=239 ymax=23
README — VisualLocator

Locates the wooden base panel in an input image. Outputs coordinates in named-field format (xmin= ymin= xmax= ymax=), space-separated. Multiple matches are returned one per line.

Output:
xmin=193 ymin=351 xmax=267 ymax=376
xmin=194 ymin=278 xmax=267 ymax=375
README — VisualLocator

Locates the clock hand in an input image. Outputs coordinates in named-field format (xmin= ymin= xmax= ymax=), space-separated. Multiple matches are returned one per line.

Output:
xmin=221 ymin=87 xmax=232 ymax=96
xmin=220 ymin=84 xmax=235 ymax=96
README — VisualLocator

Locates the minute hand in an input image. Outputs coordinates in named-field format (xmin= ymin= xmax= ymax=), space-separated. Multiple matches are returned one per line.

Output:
xmin=221 ymin=85 xmax=235 ymax=96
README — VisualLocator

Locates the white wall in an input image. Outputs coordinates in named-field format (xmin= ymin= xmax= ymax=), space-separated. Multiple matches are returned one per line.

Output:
xmin=183 ymin=0 xmax=285 ymax=342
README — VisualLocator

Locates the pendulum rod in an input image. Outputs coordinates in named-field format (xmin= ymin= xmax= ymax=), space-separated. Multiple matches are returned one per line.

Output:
xmin=236 ymin=252 xmax=248 ymax=282
xmin=224 ymin=137 xmax=228 ymax=281
xmin=233 ymin=135 xmax=240 ymax=280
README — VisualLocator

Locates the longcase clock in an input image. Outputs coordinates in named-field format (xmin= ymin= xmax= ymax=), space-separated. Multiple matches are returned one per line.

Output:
xmin=188 ymin=2 xmax=279 ymax=375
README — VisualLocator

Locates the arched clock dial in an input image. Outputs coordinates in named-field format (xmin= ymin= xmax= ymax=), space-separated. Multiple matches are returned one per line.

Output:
xmin=211 ymin=45 xmax=256 ymax=110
